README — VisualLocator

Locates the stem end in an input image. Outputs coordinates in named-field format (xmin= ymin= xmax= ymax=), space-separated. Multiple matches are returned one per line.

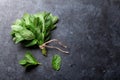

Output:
xmin=41 ymin=48 xmax=47 ymax=56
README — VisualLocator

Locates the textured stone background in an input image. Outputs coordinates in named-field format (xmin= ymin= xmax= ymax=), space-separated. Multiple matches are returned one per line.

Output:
xmin=0 ymin=0 xmax=120 ymax=80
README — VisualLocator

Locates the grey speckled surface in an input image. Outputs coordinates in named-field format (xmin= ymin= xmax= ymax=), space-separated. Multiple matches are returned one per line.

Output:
xmin=0 ymin=0 xmax=120 ymax=80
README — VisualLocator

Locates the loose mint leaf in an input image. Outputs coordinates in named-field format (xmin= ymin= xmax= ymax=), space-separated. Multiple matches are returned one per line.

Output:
xmin=52 ymin=54 xmax=61 ymax=71
xmin=19 ymin=59 xmax=27 ymax=65
xmin=19 ymin=51 xmax=40 ymax=68
xmin=25 ymin=51 xmax=38 ymax=64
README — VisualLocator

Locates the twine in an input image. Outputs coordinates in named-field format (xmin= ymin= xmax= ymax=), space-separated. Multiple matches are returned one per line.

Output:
xmin=39 ymin=39 xmax=69 ymax=54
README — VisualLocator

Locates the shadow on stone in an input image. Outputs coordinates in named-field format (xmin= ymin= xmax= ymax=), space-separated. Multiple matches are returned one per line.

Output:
xmin=20 ymin=40 xmax=39 ymax=50
xmin=25 ymin=65 xmax=39 ymax=72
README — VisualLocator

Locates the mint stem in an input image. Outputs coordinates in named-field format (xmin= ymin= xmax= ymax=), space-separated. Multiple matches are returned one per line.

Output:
xmin=41 ymin=48 xmax=47 ymax=56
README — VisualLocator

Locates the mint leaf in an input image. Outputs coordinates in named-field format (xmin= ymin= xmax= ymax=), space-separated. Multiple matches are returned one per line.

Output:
xmin=25 ymin=52 xmax=38 ymax=64
xmin=19 ymin=59 xmax=27 ymax=65
xmin=52 ymin=54 xmax=61 ymax=71
xmin=19 ymin=29 xmax=35 ymax=40
xmin=25 ymin=39 xmax=38 ymax=47
xmin=19 ymin=51 xmax=40 ymax=68
xmin=14 ymin=33 xmax=24 ymax=44
xmin=23 ymin=13 xmax=31 ymax=25
xmin=11 ymin=25 xmax=23 ymax=32
xmin=13 ymin=19 xmax=22 ymax=25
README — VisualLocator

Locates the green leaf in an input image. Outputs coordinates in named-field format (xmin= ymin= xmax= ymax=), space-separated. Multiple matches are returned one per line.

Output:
xmin=25 ymin=39 xmax=38 ymax=47
xmin=52 ymin=16 xmax=58 ymax=24
xmin=19 ymin=29 xmax=35 ymax=40
xmin=11 ymin=25 xmax=23 ymax=32
xmin=23 ymin=13 xmax=31 ymax=25
xmin=19 ymin=59 xmax=27 ymax=65
xmin=19 ymin=51 xmax=40 ymax=68
xmin=14 ymin=33 xmax=24 ymax=44
xmin=33 ymin=17 xmax=39 ymax=27
xmin=52 ymin=54 xmax=61 ymax=71
xmin=13 ymin=19 xmax=22 ymax=25
xmin=25 ymin=51 xmax=38 ymax=64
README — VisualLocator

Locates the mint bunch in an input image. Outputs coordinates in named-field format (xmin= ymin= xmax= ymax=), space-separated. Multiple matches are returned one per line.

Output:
xmin=11 ymin=12 xmax=58 ymax=56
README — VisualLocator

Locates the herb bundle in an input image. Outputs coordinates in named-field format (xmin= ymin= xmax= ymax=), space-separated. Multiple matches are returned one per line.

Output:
xmin=11 ymin=12 xmax=64 ymax=56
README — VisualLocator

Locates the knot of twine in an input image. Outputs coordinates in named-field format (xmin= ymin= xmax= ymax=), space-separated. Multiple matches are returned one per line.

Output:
xmin=39 ymin=39 xmax=69 ymax=54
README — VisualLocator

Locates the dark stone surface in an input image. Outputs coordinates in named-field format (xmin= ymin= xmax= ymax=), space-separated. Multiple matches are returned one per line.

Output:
xmin=0 ymin=0 xmax=120 ymax=80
